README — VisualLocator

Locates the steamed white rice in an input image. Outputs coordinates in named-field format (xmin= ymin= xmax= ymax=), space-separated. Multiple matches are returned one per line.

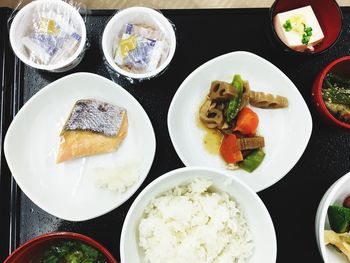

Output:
xmin=138 ymin=178 xmax=254 ymax=263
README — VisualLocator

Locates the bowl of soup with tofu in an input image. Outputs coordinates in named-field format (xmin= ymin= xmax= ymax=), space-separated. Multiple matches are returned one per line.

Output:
xmin=269 ymin=0 xmax=342 ymax=55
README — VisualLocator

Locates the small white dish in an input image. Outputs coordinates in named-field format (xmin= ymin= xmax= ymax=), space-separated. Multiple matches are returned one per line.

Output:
xmin=120 ymin=166 xmax=277 ymax=263
xmin=315 ymin=172 xmax=350 ymax=263
xmin=4 ymin=72 xmax=156 ymax=221
xmin=9 ymin=0 xmax=87 ymax=72
xmin=168 ymin=51 xmax=312 ymax=192
xmin=102 ymin=6 xmax=176 ymax=79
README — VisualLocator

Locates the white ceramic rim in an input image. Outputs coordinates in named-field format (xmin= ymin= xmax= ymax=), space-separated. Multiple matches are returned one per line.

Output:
xmin=317 ymin=172 xmax=350 ymax=262
xmin=120 ymin=166 xmax=277 ymax=262
xmin=102 ymin=6 xmax=176 ymax=80
xmin=4 ymin=72 xmax=156 ymax=221
xmin=9 ymin=0 xmax=87 ymax=71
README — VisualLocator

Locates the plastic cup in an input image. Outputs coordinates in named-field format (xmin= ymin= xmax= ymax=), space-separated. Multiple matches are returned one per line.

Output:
xmin=9 ymin=0 xmax=87 ymax=72
xmin=102 ymin=6 xmax=176 ymax=80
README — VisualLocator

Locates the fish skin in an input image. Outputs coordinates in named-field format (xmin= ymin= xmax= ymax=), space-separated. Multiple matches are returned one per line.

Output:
xmin=64 ymin=99 xmax=126 ymax=137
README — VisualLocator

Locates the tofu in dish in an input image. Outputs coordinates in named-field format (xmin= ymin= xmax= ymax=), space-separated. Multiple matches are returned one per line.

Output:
xmin=56 ymin=99 xmax=128 ymax=163
xmin=274 ymin=5 xmax=324 ymax=52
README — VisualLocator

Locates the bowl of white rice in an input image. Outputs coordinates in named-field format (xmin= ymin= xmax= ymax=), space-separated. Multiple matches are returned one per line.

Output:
xmin=120 ymin=166 xmax=276 ymax=263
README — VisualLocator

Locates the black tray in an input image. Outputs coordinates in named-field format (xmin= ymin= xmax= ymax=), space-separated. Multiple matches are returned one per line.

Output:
xmin=1 ymin=7 xmax=350 ymax=263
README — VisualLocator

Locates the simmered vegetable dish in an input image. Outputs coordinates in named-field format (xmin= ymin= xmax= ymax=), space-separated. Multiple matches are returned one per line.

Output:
xmin=199 ymin=74 xmax=288 ymax=172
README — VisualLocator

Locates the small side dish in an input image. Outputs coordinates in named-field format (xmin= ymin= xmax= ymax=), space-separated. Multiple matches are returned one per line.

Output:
xmin=322 ymin=73 xmax=350 ymax=124
xmin=57 ymin=99 xmax=128 ymax=163
xmin=9 ymin=0 xmax=86 ymax=71
xmin=325 ymin=195 xmax=350 ymax=262
xmin=273 ymin=5 xmax=324 ymax=52
xmin=199 ymin=74 xmax=288 ymax=172
xmin=22 ymin=15 xmax=82 ymax=66
xmin=102 ymin=7 xmax=176 ymax=79
xmin=138 ymin=178 xmax=254 ymax=263
xmin=113 ymin=23 xmax=166 ymax=74
xmin=29 ymin=239 xmax=108 ymax=263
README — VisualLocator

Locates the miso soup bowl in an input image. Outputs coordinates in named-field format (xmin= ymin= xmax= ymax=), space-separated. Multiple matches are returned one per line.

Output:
xmin=270 ymin=0 xmax=342 ymax=55
xmin=312 ymin=56 xmax=350 ymax=129
xmin=4 ymin=232 xmax=117 ymax=263
xmin=120 ymin=167 xmax=277 ymax=263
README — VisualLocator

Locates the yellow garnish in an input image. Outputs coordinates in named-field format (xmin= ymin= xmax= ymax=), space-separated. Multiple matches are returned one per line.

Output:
xmin=47 ymin=19 xmax=58 ymax=35
xmin=38 ymin=17 xmax=59 ymax=35
xmin=289 ymin=15 xmax=306 ymax=34
xmin=119 ymin=35 xmax=137 ymax=58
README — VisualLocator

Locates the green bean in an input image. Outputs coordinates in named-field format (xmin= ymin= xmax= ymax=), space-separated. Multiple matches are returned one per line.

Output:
xmin=226 ymin=74 xmax=243 ymax=123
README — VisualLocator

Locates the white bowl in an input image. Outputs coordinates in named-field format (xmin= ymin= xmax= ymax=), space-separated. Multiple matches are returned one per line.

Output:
xmin=102 ymin=6 xmax=176 ymax=79
xmin=315 ymin=172 xmax=350 ymax=262
xmin=120 ymin=167 xmax=277 ymax=263
xmin=9 ymin=0 xmax=87 ymax=72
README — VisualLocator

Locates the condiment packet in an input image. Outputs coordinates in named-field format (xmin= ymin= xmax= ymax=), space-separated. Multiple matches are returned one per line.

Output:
xmin=114 ymin=23 xmax=164 ymax=73
xmin=22 ymin=15 xmax=81 ymax=65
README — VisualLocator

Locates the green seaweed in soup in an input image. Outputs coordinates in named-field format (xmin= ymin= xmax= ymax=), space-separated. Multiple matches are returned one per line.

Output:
xmin=30 ymin=240 xmax=108 ymax=263
xmin=322 ymin=73 xmax=350 ymax=124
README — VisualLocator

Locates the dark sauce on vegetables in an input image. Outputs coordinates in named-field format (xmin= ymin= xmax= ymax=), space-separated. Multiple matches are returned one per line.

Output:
xmin=29 ymin=240 xmax=108 ymax=263
xmin=322 ymin=73 xmax=350 ymax=124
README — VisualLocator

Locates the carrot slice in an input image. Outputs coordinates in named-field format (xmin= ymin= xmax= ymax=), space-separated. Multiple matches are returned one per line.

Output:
xmin=234 ymin=107 xmax=259 ymax=135
xmin=220 ymin=134 xmax=243 ymax=164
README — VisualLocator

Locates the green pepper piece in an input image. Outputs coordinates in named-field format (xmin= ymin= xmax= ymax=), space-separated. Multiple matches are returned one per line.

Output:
xmin=238 ymin=149 xmax=265 ymax=173
xmin=226 ymin=74 xmax=243 ymax=123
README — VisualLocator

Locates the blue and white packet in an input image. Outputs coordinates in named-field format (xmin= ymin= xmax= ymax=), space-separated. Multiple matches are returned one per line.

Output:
xmin=114 ymin=23 xmax=164 ymax=74
xmin=22 ymin=15 xmax=82 ymax=65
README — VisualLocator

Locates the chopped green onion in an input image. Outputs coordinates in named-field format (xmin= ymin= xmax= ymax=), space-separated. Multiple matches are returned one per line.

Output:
xmin=302 ymin=35 xmax=310 ymax=44
xmin=301 ymin=25 xmax=313 ymax=44
xmin=283 ymin=19 xmax=292 ymax=32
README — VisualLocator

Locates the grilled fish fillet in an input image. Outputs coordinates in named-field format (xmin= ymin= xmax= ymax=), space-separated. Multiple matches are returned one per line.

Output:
xmin=56 ymin=99 xmax=128 ymax=163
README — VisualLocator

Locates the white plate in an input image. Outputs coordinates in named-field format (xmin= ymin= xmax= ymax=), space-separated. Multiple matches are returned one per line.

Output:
xmin=4 ymin=72 xmax=156 ymax=221
xmin=168 ymin=51 xmax=312 ymax=192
